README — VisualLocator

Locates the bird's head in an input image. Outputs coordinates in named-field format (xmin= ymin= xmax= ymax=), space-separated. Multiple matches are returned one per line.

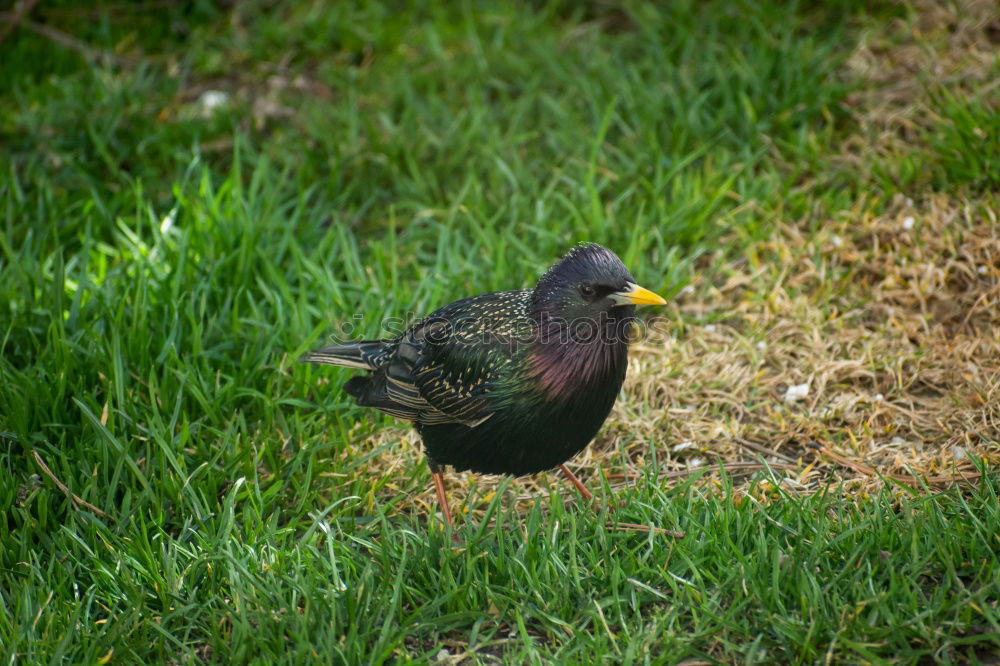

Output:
xmin=531 ymin=243 xmax=666 ymax=336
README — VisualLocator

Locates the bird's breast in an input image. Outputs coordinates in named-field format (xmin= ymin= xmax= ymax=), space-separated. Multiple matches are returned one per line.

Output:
xmin=527 ymin=334 xmax=630 ymax=404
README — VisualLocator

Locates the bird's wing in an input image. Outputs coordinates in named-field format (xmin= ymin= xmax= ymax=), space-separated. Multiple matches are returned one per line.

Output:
xmin=385 ymin=291 xmax=533 ymax=428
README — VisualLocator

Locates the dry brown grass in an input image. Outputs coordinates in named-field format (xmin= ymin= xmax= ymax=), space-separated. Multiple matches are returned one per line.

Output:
xmin=618 ymin=192 xmax=998 ymax=493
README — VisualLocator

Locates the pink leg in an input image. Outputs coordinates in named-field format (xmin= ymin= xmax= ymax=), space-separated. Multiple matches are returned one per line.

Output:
xmin=559 ymin=464 xmax=595 ymax=502
xmin=430 ymin=467 xmax=454 ymax=525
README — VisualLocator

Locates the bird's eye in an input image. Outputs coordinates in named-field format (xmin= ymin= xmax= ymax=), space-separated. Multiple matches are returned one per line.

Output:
xmin=579 ymin=283 xmax=595 ymax=298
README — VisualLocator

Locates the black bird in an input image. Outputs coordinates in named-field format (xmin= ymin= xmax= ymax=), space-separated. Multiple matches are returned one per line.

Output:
xmin=302 ymin=243 xmax=667 ymax=526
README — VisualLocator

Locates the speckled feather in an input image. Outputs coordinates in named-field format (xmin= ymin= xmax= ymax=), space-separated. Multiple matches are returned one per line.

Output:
xmin=303 ymin=243 xmax=642 ymax=475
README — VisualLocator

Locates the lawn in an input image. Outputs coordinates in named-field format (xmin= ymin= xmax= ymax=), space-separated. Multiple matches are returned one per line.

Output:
xmin=1 ymin=1 xmax=998 ymax=663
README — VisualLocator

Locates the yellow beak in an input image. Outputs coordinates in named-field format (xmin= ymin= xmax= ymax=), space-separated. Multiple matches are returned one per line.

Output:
xmin=610 ymin=282 xmax=667 ymax=306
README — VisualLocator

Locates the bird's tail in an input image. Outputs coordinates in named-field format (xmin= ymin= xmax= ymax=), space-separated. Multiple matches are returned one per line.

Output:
xmin=299 ymin=340 xmax=391 ymax=371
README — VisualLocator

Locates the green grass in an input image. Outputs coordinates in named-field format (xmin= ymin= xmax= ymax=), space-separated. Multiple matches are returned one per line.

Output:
xmin=5 ymin=463 xmax=1000 ymax=663
xmin=2 ymin=1 xmax=998 ymax=663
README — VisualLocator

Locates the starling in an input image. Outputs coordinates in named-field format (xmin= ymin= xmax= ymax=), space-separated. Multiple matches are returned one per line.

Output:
xmin=302 ymin=243 xmax=667 ymax=526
